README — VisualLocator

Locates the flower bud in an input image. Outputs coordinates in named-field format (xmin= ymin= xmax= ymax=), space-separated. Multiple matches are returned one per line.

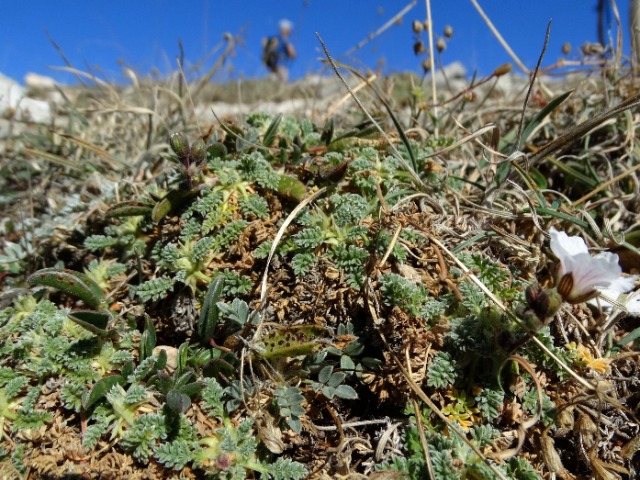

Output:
xmin=421 ymin=58 xmax=432 ymax=73
xmin=525 ymin=284 xmax=562 ymax=322
xmin=492 ymin=63 xmax=512 ymax=77
xmin=169 ymin=132 xmax=190 ymax=158
xmin=436 ymin=38 xmax=446 ymax=53
xmin=412 ymin=20 xmax=424 ymax=34
xmin=413 ymin=40 xmax=426 ymax=55
xmin=190 ymin=139 xmax=207 ymax=165
xmin=561 ymin=42 xmax=571 ymax=55
xmin=526 ymin=284 xmax=548 ymax=321
xmin=443 ymin=25 xmax=453 ymax=38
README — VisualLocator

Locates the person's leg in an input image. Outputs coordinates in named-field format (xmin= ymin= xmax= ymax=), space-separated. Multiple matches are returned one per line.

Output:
xmin=277 ymin=65 xmax=289 ymax=83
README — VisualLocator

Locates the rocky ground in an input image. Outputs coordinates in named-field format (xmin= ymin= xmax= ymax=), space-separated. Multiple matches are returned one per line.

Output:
xmin=1 ymin=61 xmax=640 ymax=479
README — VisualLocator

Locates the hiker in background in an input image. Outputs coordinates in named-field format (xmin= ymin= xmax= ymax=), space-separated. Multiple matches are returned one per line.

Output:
xmin=262 ymin=19 xmax=297 ymax=82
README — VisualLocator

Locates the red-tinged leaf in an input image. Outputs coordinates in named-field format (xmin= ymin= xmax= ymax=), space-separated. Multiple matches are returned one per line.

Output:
xmin=28 ymin=268 xmax=104 ymax=309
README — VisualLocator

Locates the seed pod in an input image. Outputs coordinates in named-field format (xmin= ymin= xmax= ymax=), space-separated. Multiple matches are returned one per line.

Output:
xmin=436 ymin=38 xmax=446 ymax=53
xmin=561 ymin=42 xmax=571 ymax=55
xmin=581 ymin=41 xmax=605 ymax=56
xmin=421 ymin=58 xmax=432 ymax=73
xmin=444 ymin=25 xmax=453 ymax=38
xmin=576 ymin=414 xmax=597 ymax=449
xmin=190 ymin=138 xmax=207 ymax=165
xmin=412 ymin=20 xmax=424 ymax=34
xmin=169 ymin=132 xmax=190 ymax=158
xmin=541 ymin=435 xmax=566 ymax=474
xmin=556 ymin=406 xmax=574 ymax=432
xmin=413 ymin=40 xmax=426 ymax=55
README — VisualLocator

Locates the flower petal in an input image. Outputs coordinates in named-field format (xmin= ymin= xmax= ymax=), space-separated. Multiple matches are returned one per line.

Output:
xmin=623 ymin=293 xmax=640 ymax=315
xmin=549 ymin=227 xmax=589 ymax=261
xmin=550 ymin=228 xmax=638 ymax=306
xmin=602 ymin=273 xmax=637 ymax=294
xmin=588 ymin=280 xmax=639 ymax=312
xmin=567 ymin=252 xmax=622 ymax=298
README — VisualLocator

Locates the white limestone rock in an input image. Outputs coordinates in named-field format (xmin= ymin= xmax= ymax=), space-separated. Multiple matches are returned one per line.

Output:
xmin=25 ymin=73 xmax=57 ymax=90
xmin=0 ymin=72 xmax=52 ymax=126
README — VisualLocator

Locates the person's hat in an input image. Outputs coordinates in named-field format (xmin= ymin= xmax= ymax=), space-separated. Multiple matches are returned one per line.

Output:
xmin=279 ymin=19 xmax=293 ymax=31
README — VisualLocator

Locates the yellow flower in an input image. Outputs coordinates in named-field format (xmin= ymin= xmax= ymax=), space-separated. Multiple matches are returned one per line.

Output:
xmin=568 ymin=343 xmax=611 ymax=375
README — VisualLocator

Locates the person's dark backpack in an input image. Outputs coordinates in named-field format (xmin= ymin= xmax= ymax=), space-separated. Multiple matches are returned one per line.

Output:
xmin=262 ymin=36 xmax=279 ymax=72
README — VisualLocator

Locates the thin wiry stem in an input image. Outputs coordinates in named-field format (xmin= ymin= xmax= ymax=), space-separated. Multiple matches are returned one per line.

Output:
xmin=469 ymin=0 xmax=528 ymax=74
xmin=425 ymin=0 xmax=439 ymax=136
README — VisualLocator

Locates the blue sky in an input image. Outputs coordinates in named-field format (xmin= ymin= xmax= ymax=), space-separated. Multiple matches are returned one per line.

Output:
xmin=0 ymin=1 xmax=630 ymax=84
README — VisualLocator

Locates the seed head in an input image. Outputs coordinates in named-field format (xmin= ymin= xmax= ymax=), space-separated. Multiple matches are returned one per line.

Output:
xmin=492 ymin=63 xmax=513 ymax=77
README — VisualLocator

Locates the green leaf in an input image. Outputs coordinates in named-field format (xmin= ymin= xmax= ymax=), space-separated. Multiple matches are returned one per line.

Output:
xmin=278 ymin=175 xmax=307 ymax=202
xmin=321 ymin=117 xmax=334 ymax=145
xmin=177 ymin=342 xmax=189 ymax=373
xmin=105 ymin=200 xmax=153 ymax=218
xmin=262 ymin=113 xmax=282 ymax=147
xmin=152 ymin=188 xmax=199 ymax=224
xmin=207 ymin=142 xmax=227 ymax=159
xmin=68 ymin=310 xmax=117 ymax=340
xmin=173 ymin=370 xmax=197 ymax=389
xmin=68 ymin=309 xmax=110 ymax=331
xmin=28 ymin=267 xmax=105 ymax=309
xmin=258 ymin=325 xmax=330 ymax=359
xmin=333 ymin=384 xmax=358 ymax=400
xmin=616 ymin=326 xmax=640 ymax=349
xmin=84 ymin=235 xmax=119 ymax=251
xmin=134 ymin=276 xmax=175 ymax=303
xmin=140 ymin=316 xmax=157 ymax=361
xmin=155 ymin=371 xmax=173 ymax=394
xmin=327 ymin=371 xmax=346 ymax=388
xmin=198 ymin=277 xmax=224 ymax=344
xmin=166 ymin=390 xmax=191 ymax=414
xmin=155 ymin=439 xmax=196 ymax=470
xmin=318 ymin=365 xmax=332 ymax=384
xmin=526 ymin=166 xmax=548 ymax=189
xmin=155 ymin=348 xmax=168 ymax=371
xmin=83 ymin=375 xmax=125 ymax=410
xmin=178 ymin=382 xmax=204 ymax=398
xmin=519 ymin=89 xmax=574 ymax=148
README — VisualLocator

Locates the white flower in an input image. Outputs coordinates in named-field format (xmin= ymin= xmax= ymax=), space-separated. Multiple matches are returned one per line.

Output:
xmin=593 ymin=282 xmax=640 ymax=315
xmin=622 ymin=292 xmax=640 ymax=315
xmin=549 ymin=227 xmax=637 ymax=304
